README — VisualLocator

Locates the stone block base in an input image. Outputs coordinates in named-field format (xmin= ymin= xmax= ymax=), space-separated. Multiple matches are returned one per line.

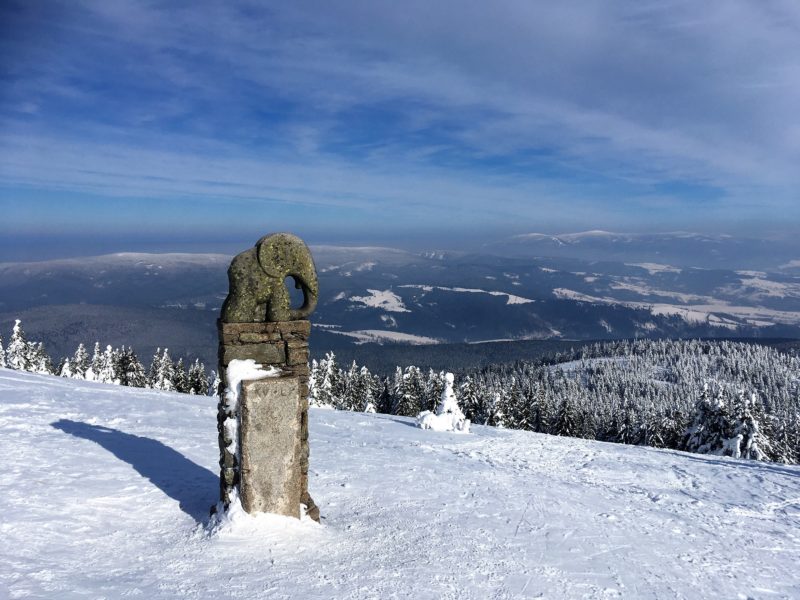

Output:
xmin=217 ymin=319 xmax=319 ymax=521
xmin=240 ymin=377 xmax=302 ymax=518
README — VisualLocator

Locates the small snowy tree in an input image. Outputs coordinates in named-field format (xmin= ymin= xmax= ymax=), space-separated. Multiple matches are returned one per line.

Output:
xmin=29 ymin=342 xmax=53 ymax=374
xmin=0 ymin=334 xmax=6 ymax=368
xmin=71 ymin=343 xmax=89 ymax=379
xmin=684 ymin=385 xmax=732 ymax=455
xmin=94 ymin=345 xmax=119 ymax=384
xmin=417 ymin=372 xmax=470 ymax=433
xmin=313 ymin=352 xmax=340 ymax=408
xmin=172 ymin=358 xmax=189 ymax=393
xmin=458 ymin=376 xmax=480 ymax=422
xmin=395 ymin=366 xmax=424 ymax=417
xmin=187 ymin=359 xmax=209 ymax=395
xmin=86 ymin=342 xmax=102 ymax=381
xmin=360 ymin=367 xmax=377 ymax=412
xmin=6 ymin=320 xmax=32 ymax=371
xmin=151 ymin=348 xmax=176 ymax=391
xmin=732 ymin=391 xmax=771 ymax=461
xmin=208 ymin=370 xmax=221 ymax=397
xmin=308 ymin=359 xmax=320 ymax=405
xmin=342 ymin=361 xmax=366 ymax=411
xmin=377 ymin=379 xmax=394 ymax=414
xmin=553 ymin=395 xmax=580 ymax=438
xmin=147 ymin=348 xmax=162 ymax=388
xmin=423 ymin=370 xmax=445 ymax=413
xmin=115 ymin=347 xmax=147 ymax=388
xmin=59 ymin=357 xmax=74 ymax=378
xmin=489 ymin=392 xmax=504 ymax=428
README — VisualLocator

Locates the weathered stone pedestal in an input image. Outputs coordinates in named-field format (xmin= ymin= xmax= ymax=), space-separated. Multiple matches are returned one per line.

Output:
xmin=217 ymin=319 xmax=318 ymax=520
xmin=239 ymin=376 xmax=302 ymax=517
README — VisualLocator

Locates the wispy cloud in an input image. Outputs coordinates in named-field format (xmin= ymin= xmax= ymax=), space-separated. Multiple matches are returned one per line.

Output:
xmin=1 ymin=0 xmax=799 ymax=239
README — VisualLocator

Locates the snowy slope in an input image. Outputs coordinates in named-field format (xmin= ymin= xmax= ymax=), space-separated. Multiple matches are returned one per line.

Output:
xmin=1 ymin=369 xmax=799 ymax=599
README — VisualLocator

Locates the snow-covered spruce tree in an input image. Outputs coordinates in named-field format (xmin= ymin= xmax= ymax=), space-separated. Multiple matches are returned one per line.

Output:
xmin=525 ymin=382 xmax=547 ymax=434
xmin=684 ymin=385 xmax=733 ymax=455
xmin=70 ymin=343 xmax=89 ymax=379
xmin=552 ymin=394 xmax=580 ymax=438
xmin=638 ymin=409 xmax=668 ymax=448
xmin=208 ymin=370 xmax=221 ymax=396
xmin=86 ymin=342 xmax=102 ymax=381
xmin=187 ymin=359 xmax=209 ymax=395
xmin=342 ymin=361 xmax=367 ymax=411
xmin=362 ymin=373 xmax=377 ymax=413
xmin=614 ymin=394 xmax=641 ymax=445
xmin=377 ymin=379 xmax=394 ymax=414
xmin=787 ymin=411 xmax=800 ymax=465
xmin=29 ymin=342 xmax=54 ymax=374
xmin=503 ymin=378 xmax=527 ymax=430
xmin=151 ymin=348 xmax=176 ymax=391
xmin=172 ymin=358 xmax=189 ymax=393
xmin=394 ymin=366 xmax=424 ymax=417
xmin=488 ymin=392 xmax=504 ymax=428
xmin=94 ymin=345 xmax=119 ymax=384
xmin=115 ymin=347 xmax=147 ymax=388
xmin=6 ymin=320 xmax=32 ymax=371
xmin=359 ymin=366 xmax=378 ymax=412
xmin=423 ymin=369 xmax=445 ymax=414
xmin=391 ymin=366 xmax=404 ymax=412
xmin=657 ymin=410 xmax=686 ymax=450
xmin=458 ymin=376 xmax=481 ymax=423
xmin=58 ymin=357 xmax=72 ymax=378
xmin=417 ymin=372 xmax=470 ymax=433
xmin=315 ymin=352 xmax=341 ymax=408
xmin=308 ymin=359 xmax=321 ymax=406
xmin=0 ymin=334 xmax=6 ymax=368
xmin=731 ymin=391 xmax=771 ymax=461
xmin=368 ymin=373 xmax=385 ymax=411
xmin=147 ymin=347 xmax=162 ymax=388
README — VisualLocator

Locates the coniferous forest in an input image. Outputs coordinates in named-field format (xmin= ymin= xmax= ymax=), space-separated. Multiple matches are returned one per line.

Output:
xmin=2 ymin=319 xmax=798 ymax=464
xmin=307 ymin=339 xmax=800 ymax=464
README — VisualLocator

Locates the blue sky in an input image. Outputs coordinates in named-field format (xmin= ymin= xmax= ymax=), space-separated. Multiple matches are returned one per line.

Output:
xmin=1 ymin=1 xmax=799 ymax=257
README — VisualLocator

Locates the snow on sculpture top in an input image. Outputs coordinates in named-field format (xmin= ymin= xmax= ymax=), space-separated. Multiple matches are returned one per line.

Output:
xmin=220 ymin=232 xmax=319 ymax=323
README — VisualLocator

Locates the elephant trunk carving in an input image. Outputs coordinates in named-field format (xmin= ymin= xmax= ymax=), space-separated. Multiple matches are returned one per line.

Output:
xmin=221 ymin=232 xmax=319 ymax=323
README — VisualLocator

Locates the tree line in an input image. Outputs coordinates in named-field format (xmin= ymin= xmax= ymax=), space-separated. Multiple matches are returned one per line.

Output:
xmin=3 ymin=319 xmax=797 ymax=463
xmin=309 ymin=339 xmax=799 ymax=464
xmin=0 ymin=320 xmax=217 ymax=395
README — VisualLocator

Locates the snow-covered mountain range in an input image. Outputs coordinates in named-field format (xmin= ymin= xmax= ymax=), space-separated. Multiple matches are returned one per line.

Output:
xmin=1 ymin=368 xmax=798 ymax=598
xmin=487 ymin=230 xmax=800 ymax=271
xmin=2 ymin=238 xmax=800 ymax=367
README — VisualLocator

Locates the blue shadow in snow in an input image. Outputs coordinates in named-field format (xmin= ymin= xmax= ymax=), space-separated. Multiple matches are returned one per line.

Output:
xmin=52 ymin=419 xmax=218 ymax=523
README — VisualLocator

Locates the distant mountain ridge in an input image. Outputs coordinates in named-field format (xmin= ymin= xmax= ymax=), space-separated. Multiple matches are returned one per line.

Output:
xmin=2 ymin=237 xmax=800 ymax=365
xmin=487 ymin=230 xmax=799 ymax=270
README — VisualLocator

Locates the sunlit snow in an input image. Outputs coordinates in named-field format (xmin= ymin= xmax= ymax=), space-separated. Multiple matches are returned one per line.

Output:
xmin=1 ymin=369 xmax=798 ymax=598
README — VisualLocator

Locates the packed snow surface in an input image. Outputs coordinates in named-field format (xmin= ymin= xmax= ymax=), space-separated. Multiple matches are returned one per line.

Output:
xmin=1 ymin=368 xmax=799 ymax=599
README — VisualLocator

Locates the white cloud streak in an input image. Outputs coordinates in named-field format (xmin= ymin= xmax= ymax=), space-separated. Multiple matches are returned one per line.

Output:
xmin=1 ymin=0 xmax=799 ymax=233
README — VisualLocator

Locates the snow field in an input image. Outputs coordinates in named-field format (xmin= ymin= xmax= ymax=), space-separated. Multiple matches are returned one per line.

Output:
xmin=1 ymin=368 xmax=799 ymax=599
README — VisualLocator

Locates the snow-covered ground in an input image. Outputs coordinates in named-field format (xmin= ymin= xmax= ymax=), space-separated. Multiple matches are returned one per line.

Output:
xmin=321 ymin=329 xmax=440 ymax=345
xmin=349 ymin=289 xmax=410 ymax=313
xmin=1 ymin=368 xmax=799 ymax=599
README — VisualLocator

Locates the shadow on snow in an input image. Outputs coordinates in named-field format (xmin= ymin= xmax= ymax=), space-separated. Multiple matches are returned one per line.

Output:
xmin=51 ymin=419 xmax=218 ymax=523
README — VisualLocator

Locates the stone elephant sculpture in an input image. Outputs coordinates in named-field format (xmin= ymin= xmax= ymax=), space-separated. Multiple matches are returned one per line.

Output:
xmin=220 ymin=232 xmax=319 ymax=322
